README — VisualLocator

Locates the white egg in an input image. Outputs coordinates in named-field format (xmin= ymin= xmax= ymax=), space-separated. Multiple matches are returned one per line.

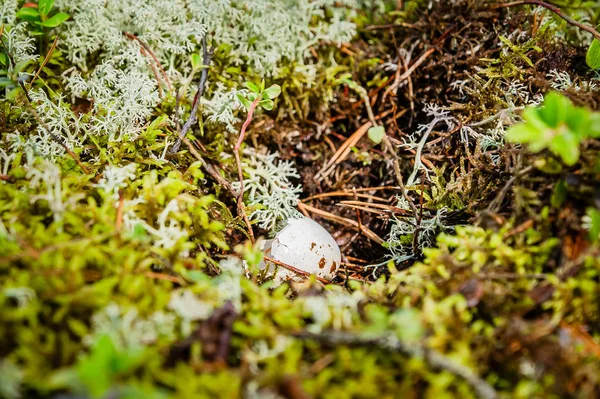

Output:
xmin=262 ymin=218 xmax=341 ymax=284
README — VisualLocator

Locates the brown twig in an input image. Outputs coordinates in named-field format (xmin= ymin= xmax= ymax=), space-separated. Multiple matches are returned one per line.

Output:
xmin=171 ymin=35 xmax=213 ymax=153
xmin=140 ymin=46 xmax=164 ymax=98
xmin=264 ymin=256 xmax=330 ymax=284
xmin=28 ymin=35 xmax=59 ymax=90
xmin=123 ymin=32 xmax=172 ymax=90
xmin=4 ymin=29 xmax=86 ymax=173
xmin=316 ymin=121 xmax=372 ymax=180
xmin=338 ymin=200 xmax=415 ymax=216
xmin=303 ymin=187 xmax=399 ymax=203
xmin=494 ymin=0 xmax=600 ymax=41
xmin=181 ymin=138 xmax=235 ymax=194
xmin=181 ymin=137 xmax=255 ymax=241
xmin=382 ymin=47 xmax=436 ymax=103
xmin=298 ymin=202 xmax=384 ymax=245
xmin=115 ymin=190 xmax=125 ymax=231
xmin=0 ymin=174 xmax=14 ymax=182
xmin=144 ymin=271 xmax=185 ymax=285
xmin=303 ymin=191 xmax=391 ymax=203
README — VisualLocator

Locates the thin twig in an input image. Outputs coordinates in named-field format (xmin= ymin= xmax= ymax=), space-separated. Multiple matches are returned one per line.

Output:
xmin=3 ymin=29 xmax=88 ymax=174
xmin=486 ymin=165 xmax=533 ymax=212
xmin=316 ymin=121 xmax=372 ymax=180
xmin=382 ymin=48 xmax=435 ymax=102
xmin=298 ymin=202 xmax=384 ymax=245
xmin=303 ymin=191 xmax=392 ymax=203
xmin=123 ymin=32 xmax=172 ymax=90
xmin=467 ymin=107 xmax=524 ymax=128
xmin=338 ymin=200 xmax=415 ymax=216
xmin=264 ymin=256 xmax=330 ymax=284
xmin=140 ymin=47 xmax=164 ymax=98
xmin=233 ymin=97 xmax=261 ymax=243
xmin=406 ymin=118 xmax=441 ymax=186
xmin=25 ymin=101 xmax=90 ymax=175
xmin=28 ymin=35 xmax=59 ymax=90
xmin=115 ymin=190 xmax=125 ymax=231
xmin=182 ymin=138 xmax=235 ymax=194
xmin=303 ymin=187 xmax=400 ymax=203
xmin=294 ymin=331 xmax=498 ymax=399
xmin=144 ymin=271 xmax=185 ymax=285
xmin=171 ymin=35 xmax=213 ymax=153
xmin=494 ymin=0 xmax=600 ymax=41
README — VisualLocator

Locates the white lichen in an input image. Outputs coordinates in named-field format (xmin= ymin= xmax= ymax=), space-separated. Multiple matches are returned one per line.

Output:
xmin=234 ymin=150 xmax=303 ymax=232
xmin=95 ymin=164 xmax=138 ymax=203
xmin=27 ymin=160 xmax=83 ymax=224
xmin=84 ymin=303 xmax=176 ymax=349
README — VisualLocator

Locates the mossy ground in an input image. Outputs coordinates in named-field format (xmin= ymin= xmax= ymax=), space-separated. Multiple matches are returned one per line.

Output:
xmin=1 ymin=1 xmax=600 ymax=398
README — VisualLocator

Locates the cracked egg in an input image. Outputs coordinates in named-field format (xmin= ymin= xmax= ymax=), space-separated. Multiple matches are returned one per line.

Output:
xmin=262 ymin=217 xmax=341 ymax=284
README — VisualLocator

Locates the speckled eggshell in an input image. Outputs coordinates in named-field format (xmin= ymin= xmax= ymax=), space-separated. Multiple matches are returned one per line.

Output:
xmin=267 ymin=218 xmax=341 ymax=283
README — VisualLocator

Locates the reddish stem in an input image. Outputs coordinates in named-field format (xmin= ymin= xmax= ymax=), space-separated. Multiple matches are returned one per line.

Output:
xmin=233 ymin=96 xmax=261 ymax=243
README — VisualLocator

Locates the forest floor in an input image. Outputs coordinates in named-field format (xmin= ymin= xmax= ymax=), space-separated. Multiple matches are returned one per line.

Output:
xmin=1 ymin=0 xmax=600 ymax=398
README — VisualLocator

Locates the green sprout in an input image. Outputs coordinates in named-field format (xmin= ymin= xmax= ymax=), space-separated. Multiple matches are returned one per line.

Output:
xmin=236 ymin=80 xmax=281 ymax=112
xmin=15 ymin=0 xmax=70 ymax=35
xmin=507 ymin=91 xmax=600 ymax=166
xmin=587 ymin=38 xmax=600 ymax=69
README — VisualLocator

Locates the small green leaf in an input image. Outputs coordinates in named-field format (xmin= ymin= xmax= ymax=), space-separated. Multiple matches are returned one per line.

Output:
xmin=565 ymin=105 xmax=589 ymax=136
xmin=0 ymin=53 xmax=8 ymax=66
xmin=190 ymin=53 xmax=201 ymax=70
xmin=549 ymin=132 xmax=580 ymax=166
xmin=77 ymin=335 xmax=115 ymax=398
xmin=587 ymin=208 xmax=600 ymax=242
xmin=16 ymin=7 xmax=40 ymax=22
xmin=244 ymin=81 xmax=260 ymax=94
xmin=368 ymin=126 xmax=386 ymax=144
xmin=550 ymin=180 xmax=567 ymax=208
xmin=0 ymin=77 xmax=13 ymax=88
xmin=236 ymin=93 xmax=250 ymax=110
xmin=506 ymin=124 xmax=542 ymax=149
xmin=586 ymin=39 xmax=600 ymax=69
xmin=13 ymin=59 xmax=31 ymax=74
xmin=6 ymin=87 xmax=21 ymax=99
xmin=264 ymin=84 xmax=281 ymax=99
xmin=538 ymin=91 xmax=568 ymax=128
xmin=41 ymin=12 xmax=69 ymax=27
xmin=38 ymin=0 xmax=54 ymax=16
xmin=589 ymin=113 xmax=600 ymax=138
xmin=533 ymin=157 xmax=563 ymax=174
xmin=259 ymin=99 xmax=274 ymax=110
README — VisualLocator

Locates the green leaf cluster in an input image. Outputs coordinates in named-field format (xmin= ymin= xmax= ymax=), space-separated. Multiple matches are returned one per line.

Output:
xmin=507 ymin=91 xmax=600 ymax=165
xmin=16 ymin=0 xmax=70 ymax=32
xmin=236 ymin=80 xmax=281 ymax=111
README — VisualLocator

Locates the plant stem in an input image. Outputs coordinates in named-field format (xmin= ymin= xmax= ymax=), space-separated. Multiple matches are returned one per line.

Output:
xmin=233 ymin=97 xmax=261 ymax=243
xmin=494 ymin=0 xmax=600 ymax=42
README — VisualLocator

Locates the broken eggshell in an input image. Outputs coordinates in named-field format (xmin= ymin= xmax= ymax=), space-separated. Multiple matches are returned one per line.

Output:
xmin=261 ymin=218 xmax=341 ymax=285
